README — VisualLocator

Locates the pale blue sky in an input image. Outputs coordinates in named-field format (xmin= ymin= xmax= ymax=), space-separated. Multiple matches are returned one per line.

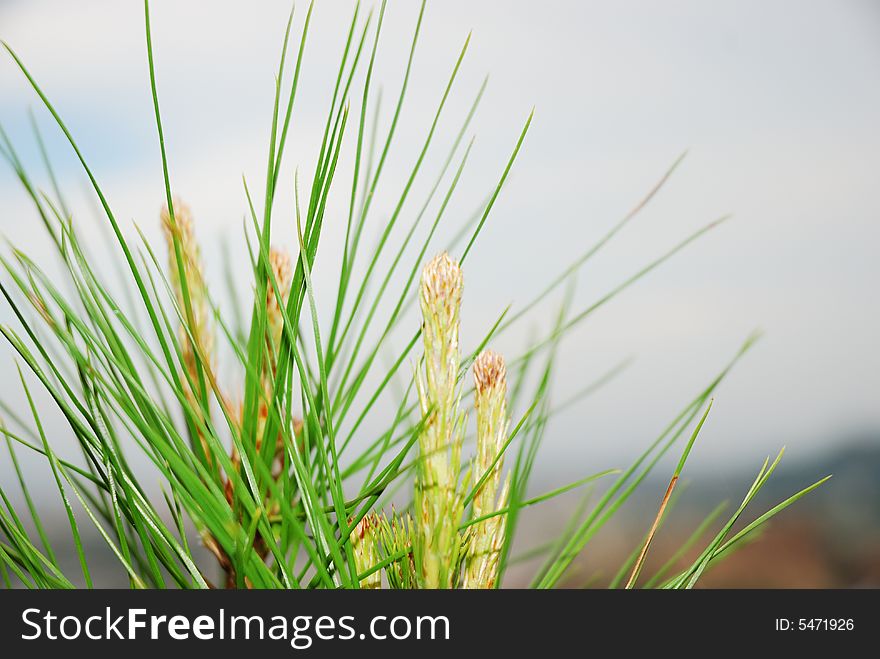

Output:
xmin=1 ymin=1 xmax=878 ymax=487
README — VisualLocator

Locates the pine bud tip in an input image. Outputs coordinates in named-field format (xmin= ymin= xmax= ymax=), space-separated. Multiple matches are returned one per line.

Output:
xmin=474 ymin=349 xmax=506 ymax=395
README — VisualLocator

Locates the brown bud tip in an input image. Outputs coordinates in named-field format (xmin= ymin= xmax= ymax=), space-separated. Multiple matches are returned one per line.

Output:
xmin=352 ymin=513 xmax=380 ymax=539
xmin=267 ymin=247 xmax=293 ymax=307
xmin=160 ymin=196 xmax=194 ymax=243
xmin=269 ymin=247 xmax=292 ymax=288
xmin=421 ymin=251 xmax=462 ymax=304
xmin=473 ymin=349 xmax=506 ymax=395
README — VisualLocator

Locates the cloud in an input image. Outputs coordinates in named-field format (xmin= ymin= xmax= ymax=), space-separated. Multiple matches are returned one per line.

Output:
xmin=1 ymin=0 xmax=878 ymax=472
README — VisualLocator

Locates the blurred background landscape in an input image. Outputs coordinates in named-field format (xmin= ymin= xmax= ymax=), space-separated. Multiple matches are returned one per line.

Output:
xmin=1 ymin=0 xmax=878 ymax=587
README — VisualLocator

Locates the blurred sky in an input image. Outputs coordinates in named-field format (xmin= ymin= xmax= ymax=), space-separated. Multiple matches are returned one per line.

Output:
xmin=1 ymin=0 xmax=878 ymax=486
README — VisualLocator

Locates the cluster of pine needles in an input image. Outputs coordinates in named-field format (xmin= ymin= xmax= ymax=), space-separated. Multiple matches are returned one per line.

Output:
xmin=0 ymin=1 xmax=827 ymax=589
